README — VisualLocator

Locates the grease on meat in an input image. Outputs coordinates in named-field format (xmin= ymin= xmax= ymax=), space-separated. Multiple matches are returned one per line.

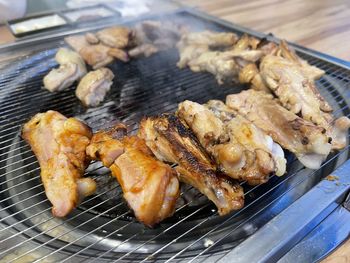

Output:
xmin=178 ymin=100 xmax=286 ymax=185
xmin=86 ymin=124 xmax=180 ymax=227
xmin=226 ymin=90 xmax=332 ymax=169
xmin=22 ymin=111 xmax=95 ymax=217
xmin=139 ymin=114 xmax=244 ymax=215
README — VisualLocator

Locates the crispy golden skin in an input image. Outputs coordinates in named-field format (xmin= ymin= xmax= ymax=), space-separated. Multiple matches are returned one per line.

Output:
xmin=178 ymin=100 xmax=286 ymax=185
xmin=226 ymin=90 xmax=332 ymax=169
xmin=86 ymin=124 xmax=180 ymax=227
xmin=139 ymin=114 xmax=244 ymax=215
xmin=22 ymin=111 xmax=95 ymax=217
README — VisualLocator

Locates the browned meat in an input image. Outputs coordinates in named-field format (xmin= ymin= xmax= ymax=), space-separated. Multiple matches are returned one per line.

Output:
xmin=75 ymin=68 xmax=114 ymax=107
xmin=139 ymin=114 xmax=244 ymax=215
xmin=260 ymin=52 xmax=350 ymax=150
xmin=86 ymin=124 xmax=180 ymax=227
xmin=22 ymin=111 xmax=95 ymax=217
xmin=226 ymin=90 xmax=332 ymax=169
xmin=178 ymin=100 xmax=286 ymax=185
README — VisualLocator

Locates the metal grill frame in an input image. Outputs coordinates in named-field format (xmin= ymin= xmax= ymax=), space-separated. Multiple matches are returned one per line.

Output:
xmin=0 ymin=8 xmax=350 ymax=263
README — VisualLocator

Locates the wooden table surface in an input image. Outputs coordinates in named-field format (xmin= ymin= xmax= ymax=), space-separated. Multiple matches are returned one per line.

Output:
xmin=178 ymin=0 xmax=350 ymax=261
xmin=178 ymin=0 xmax=350 ymax=61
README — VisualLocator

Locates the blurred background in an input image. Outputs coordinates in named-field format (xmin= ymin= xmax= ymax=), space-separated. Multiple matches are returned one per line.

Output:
xmin=0 ymin=0 xmax=349 ymax=61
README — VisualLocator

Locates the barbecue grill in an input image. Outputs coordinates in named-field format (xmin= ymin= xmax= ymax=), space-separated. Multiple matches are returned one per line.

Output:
xmin=0 ymin=8 xmax=350 ymax=262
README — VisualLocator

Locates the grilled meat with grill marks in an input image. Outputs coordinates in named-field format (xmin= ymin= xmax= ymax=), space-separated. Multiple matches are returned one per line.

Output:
xmin=178 ymin=100 xmax=286 ymax=185
xmin=86 ymin=124 xmax=180 ymax=227
xmin=75 ymin=67 xmax=114 ymax=107
xmin=43 ymin=48 xmax=87 ymax=92
xmin=226 ymin=90 xmax=332 ymax=169
xmin=22 ymin=111 xmax=95 ymax=217
xmin=138 ymin=114 xmax=244 ymax=215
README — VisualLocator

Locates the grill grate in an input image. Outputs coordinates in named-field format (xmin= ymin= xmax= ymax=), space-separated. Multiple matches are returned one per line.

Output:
xmin=0 ymin=10 xmax=350 ymax=262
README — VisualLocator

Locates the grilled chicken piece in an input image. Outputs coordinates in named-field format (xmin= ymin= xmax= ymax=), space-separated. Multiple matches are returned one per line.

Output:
xmin=86 ymin=124 xmax=180 ymax=227
xmin=76 ymin=68 xmax=114 ymax=107
xmin=96 ymin=26 xmax=132 ymax=49
xmin=178 ymin=33 xmax=263 ymax=84
xmin=260 ymin=54 xmax=350 ymax=149
xmin=128 ymin=20 xmax=186 ymax=58
xmin=22 ymin=111 xmax=95 ymax=217
xmin=238 ymin=63 xmax=270 ymax=93
xmin=205 ymin=100 xmax=286 ymax=177
xmin=176 ymin=30 xmax=239 ymax=69
xmin=139 ymin=114 xmax=244 ymax=215
xmin=277 ymin=40 xmax=325 ymax=80
xmin=65 ymin=35 xmax=128 ymax=69
xmin=43 ymin=48 xmax=87 ymax=92
xmin=226 ymin=90 xmax=332 ymax=169
xmin=178 ymin=100 xmax=286 ymax=185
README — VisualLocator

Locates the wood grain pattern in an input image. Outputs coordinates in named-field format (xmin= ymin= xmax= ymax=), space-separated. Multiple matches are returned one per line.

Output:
xmin=178 ymin=0 xmax=350 ymax=61
xmin=323 ymin=238 xmax=350 ymax=263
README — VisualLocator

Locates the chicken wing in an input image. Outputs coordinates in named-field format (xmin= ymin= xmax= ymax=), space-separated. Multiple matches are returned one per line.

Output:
xmin=22 ymin=111 xmax=95 ymax=217
xmin=43 ymin=48 xmax=87 ymax=92
xmin=226 ymin=90 xmax=332 ymax=169
xmin=178 ymin=100 xmax=286 ymax=185
xmin=75 ymin=67 xmax=114 ymax=107
xmin=139 ymin=114 xmax=244 ymax=215
xmin=86 ymin=124 xmax=180 ymax=227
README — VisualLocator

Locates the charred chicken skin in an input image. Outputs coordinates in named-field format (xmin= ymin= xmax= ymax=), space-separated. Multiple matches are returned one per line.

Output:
xmin=138 ymin=114 xmax=244 ymax=215
xmin=86 ymin=124 xmax=180 ymax=227
xmin=226 ymin=90 xmax=332 ymax=169
xmin=22 ymin=111 xmax=96 ymax=217
xmin=178 ymin=100 xmax=286 ymax=185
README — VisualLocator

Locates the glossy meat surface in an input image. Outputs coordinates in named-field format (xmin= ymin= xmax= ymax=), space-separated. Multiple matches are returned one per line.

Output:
xmin=139 ymin=114 xmax=244 ymax=215
xmin=178 ymin=100 xmax=286 ymax=185
xmin=226 ymin=90 xmax=332 ymax=169
xmin=86 ymin=124 xmax=180 ymax=227
xmin=22 ymin=111 xmax=95 ymax=217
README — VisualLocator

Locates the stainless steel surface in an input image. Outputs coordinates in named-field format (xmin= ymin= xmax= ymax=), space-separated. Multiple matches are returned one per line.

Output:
xmin=0 ymin=9 xmax=350 ymax=262
xmin=278 ymin=205 xmax=350 ymax=263
xmin=218 ymin=160 xmax=350 ymax=263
